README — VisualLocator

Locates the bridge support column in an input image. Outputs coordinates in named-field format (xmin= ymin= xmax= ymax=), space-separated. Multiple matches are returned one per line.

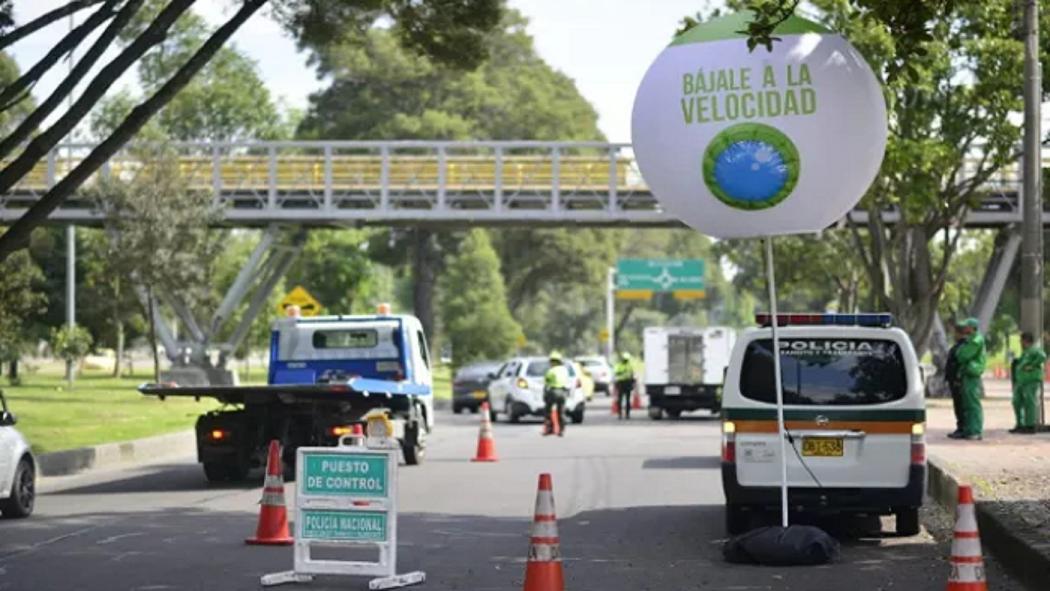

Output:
xmin=971 ymin=225 xmax=1022 ymax=332
xmin=139 ymin=226 xmax=306 ymax=386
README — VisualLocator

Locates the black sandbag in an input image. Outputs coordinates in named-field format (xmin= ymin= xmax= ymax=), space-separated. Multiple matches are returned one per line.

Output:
xmin=723 ymin=525 xmax=840 ymax=566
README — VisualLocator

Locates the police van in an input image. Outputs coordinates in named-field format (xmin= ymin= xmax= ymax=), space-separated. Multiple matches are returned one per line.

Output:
xmin=720 ymin=314 xmax=925 ymax=536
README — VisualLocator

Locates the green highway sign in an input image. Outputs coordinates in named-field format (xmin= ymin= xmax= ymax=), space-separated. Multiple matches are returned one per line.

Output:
xmin=616 ymin=259 xmax=705 ymax=299
xmin=302 ymin=452 xmax=389 ymax=497
xmin=300 ymin=509 xmax=388 ymax=542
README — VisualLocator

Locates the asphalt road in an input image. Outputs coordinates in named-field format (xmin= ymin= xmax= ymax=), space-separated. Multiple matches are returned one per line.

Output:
xmin=0 ymin=397 xmax=1024 ymax=591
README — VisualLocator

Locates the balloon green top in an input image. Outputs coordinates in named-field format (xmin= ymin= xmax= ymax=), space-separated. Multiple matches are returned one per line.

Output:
xmin=670 ymin=11 xmax=830 ymax=46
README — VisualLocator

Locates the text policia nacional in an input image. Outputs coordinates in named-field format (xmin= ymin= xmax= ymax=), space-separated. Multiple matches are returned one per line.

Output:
xmin=681 ymin=64 xmax=816 ymax=124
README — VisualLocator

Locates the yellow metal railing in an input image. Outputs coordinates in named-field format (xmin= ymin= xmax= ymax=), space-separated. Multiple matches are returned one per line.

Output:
xmin=8 ymin=155 xmax=636 ymax=193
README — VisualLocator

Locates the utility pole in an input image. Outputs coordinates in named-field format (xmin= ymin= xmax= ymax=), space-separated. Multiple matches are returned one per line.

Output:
xmin=64 ymin=12 xmax=77 ymax=382
xmin=605 ymin=266 xmax=615 ymax=360
xmin=1019 ymin=0 xmax=1043 ymax=425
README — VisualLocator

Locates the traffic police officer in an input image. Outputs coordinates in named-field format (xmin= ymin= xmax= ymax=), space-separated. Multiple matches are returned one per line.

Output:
xmin=613 ymin=352 xmax=636 ymax=420
xmin=950 ymin=318 xmax=986 ymax=441
xmin=1010 ymin=331 xmax=1046 ymax=435
xmin=544 ymin=351 xmax=570 ymax=436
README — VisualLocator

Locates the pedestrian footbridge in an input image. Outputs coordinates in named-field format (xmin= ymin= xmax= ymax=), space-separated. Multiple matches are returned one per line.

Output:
xmin=1 ymin=141 xmax=1046 ymax=227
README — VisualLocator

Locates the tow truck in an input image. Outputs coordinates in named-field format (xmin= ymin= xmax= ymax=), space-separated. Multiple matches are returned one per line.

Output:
xmin=140 ymin=309 xmax=433 ymax=482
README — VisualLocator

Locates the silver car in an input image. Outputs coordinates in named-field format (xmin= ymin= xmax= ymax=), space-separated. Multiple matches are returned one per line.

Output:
xmin=0 ymin=390 xmax=35 ymax=518
xmin=487 ymin=357 xmax=586 ymax=424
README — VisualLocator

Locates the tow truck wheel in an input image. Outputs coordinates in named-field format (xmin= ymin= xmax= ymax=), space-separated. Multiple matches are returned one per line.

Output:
xmin=402 ymin=422 xmax=425 ymax=466
xmin=203 ymin=461 xmax=231 ymax=483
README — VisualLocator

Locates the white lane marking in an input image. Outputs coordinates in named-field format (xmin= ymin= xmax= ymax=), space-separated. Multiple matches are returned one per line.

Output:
xmin=97 ymin=532 xmax=145 ymax=545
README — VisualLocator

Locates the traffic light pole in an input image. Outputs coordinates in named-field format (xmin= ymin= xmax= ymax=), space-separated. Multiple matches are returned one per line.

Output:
xmin=1019 ymin=0 xmax=1044 ymax=426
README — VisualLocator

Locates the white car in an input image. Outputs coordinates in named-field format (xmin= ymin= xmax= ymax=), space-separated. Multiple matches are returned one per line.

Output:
xmin=576 ymin=356 xmax=612 ymax=394
xmin=0 ymin=390 xmax=35 ymax=518
xmin=488 ymin=357 xmax=587 ymax=424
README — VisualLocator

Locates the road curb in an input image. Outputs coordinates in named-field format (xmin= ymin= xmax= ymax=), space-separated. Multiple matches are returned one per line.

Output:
xmin=927 ymin=454 xmax=1050 ymax=591
xmin=36 ymin=430 xmax=196 ymax=477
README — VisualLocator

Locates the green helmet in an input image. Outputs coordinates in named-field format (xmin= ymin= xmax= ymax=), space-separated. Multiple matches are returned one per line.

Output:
xmin=956 ymin=317 xmax=980 ymax=330
xmin=549 ymin=350 xmax=563 ymax=363
xmin=620 ymin=351 xmax=632 ymax=361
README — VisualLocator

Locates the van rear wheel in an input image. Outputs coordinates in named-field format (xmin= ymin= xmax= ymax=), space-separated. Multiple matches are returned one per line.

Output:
xmin=725 ymin=505 xmax=750 ymax=535
xmin=895 ymin=508 xmax=920 ymax=536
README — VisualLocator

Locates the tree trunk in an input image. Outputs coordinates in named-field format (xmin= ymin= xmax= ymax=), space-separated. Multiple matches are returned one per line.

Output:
xmin=8 ymin=359 xmax=18 ymax=385
xmin=147 ymin=284 xmax=160 ymax=384
xmin=412 ymin=229 xmax=438 ymax=339
xmin=113 ymin=318 xmax=124 ymax=378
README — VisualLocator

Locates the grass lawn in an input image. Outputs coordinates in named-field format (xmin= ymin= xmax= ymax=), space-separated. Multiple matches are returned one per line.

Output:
xmin=2 ymin=367 xmax=219 ymax=454
xmin=3 ymin=362 xmax=452 ymax=455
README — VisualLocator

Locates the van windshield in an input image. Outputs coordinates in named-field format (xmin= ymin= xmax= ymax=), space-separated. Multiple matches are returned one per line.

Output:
xmin=739 ymin=338 xmax=907 ymax=405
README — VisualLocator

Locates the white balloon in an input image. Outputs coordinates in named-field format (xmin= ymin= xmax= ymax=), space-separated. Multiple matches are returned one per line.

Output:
xmin=631 ymin=14 xmax=887 ymax=238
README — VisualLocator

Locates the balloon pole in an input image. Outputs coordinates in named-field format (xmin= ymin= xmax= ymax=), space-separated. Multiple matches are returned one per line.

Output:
xmin=765 ymin=236 xmax=790 ymax=528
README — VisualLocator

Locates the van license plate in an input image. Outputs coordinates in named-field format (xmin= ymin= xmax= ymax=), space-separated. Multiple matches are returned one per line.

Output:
xmin=664 ymin=386 xmax=681 ymax=395
xmin=472 ymin=390 xmax=487 ymax=399
xmin=801 ymin=437 xmax=844 ymax=457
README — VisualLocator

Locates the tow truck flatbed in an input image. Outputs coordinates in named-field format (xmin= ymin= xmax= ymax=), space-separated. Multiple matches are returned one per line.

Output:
xmin=139 ymin=379 xmax=431 ymax=405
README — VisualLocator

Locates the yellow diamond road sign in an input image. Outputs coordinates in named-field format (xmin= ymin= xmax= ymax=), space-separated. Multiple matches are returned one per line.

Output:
xmin=279 ymin=286 xmax=322 ymax=317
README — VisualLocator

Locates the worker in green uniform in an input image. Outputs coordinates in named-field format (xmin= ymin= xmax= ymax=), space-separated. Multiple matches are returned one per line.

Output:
xmin=543 ymin=351 xmax=571 ymax=436
xmin=1010 ymin=332 xmax=1045 ymax=435
xmin=949 ymin=318 xmax=986 ymax=441
xmin=613 ymin=352 xmax=636 ymax=420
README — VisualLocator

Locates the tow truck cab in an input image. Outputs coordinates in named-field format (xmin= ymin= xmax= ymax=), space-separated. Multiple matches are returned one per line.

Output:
xmin=193 ymin=314 xmax=433 ymax=482
xmin=720 ymin=314 xmax=926 ymax=536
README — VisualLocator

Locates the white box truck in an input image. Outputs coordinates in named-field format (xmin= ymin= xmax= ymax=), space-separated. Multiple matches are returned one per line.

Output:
xmin=644 ymin=326 xmax=736 ymax=419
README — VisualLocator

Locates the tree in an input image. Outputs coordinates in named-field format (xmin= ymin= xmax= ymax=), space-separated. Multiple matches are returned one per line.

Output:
xmin=298 ymin=10 xmax=606 ymax=343
xmin=50 ymin=324 xmax=93 ymax=385
xmin=86 ymin=143 xmax=221 ymax=382
xmin=283 ymin=229 xmax=378 ymax=315
xmin=438 ymin=229 xmax=520 ymax=367
xmin=0 ymin=0 xmax=502 ymax=261
xmin=79 ymin=228 xmax=143 ymax=376
xmin=694 ymin=1 xmax=1050 ymax=357
xmin=0 ymin=249 xmax=46 ymax=383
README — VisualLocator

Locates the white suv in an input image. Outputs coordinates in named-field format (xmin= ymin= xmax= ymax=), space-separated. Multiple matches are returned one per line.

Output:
xmin=720 ymin=314 xmax=925 ymax=536
xmin=0 ymin=390 xmax=35 ymax=518
xmin=488 ymin=357 xmax=587 ymax=424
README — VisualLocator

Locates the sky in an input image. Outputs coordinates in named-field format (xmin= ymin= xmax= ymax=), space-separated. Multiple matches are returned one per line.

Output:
xmin=7 ymin=0 xmax=721 ymax=143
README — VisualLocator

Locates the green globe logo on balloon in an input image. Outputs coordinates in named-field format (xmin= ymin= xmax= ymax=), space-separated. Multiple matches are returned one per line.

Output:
xmin=702 ymin=123 xmax=800 ymax=211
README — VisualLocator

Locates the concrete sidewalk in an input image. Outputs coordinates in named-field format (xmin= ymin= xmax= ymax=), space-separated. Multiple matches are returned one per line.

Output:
xmin=926 ymin=379 xmax=1050 ymax=590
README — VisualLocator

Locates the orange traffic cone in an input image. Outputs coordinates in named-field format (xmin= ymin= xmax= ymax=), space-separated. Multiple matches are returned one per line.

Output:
xmin=611 ymin=395 xmax=620 ymax=416
xmin=947 ymin=485 xmax=987 ymax=591
xmin=523 ymin=473 xmax=564 ymax=591
xmin=631 ymin=388 xmax=643 ymax=410
xmin=472 ymin=402 xmax=498 ymax=462
xmin=246 ymin=439 xmax=293 ymax=545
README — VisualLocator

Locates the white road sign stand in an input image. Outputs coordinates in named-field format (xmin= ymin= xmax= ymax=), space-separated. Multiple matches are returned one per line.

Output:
xmin=262 ymin=437 xmax=425 ymax=589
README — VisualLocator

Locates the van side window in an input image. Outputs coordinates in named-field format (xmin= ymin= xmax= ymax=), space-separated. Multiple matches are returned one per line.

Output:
xmin=416 ymin=331 xmax=430 ymax=369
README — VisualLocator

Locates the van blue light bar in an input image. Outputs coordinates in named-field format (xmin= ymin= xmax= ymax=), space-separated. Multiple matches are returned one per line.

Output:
xmin=755 ymin=313 xmax=893 ymax=327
